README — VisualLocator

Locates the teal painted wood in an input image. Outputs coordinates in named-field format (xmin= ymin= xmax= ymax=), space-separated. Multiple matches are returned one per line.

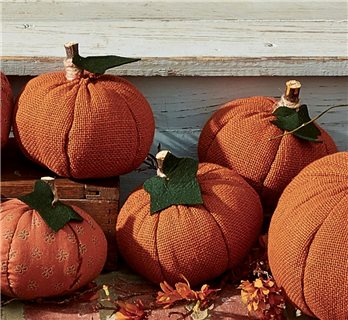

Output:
xmin=8 ymin=75 xmax=348 ymax=203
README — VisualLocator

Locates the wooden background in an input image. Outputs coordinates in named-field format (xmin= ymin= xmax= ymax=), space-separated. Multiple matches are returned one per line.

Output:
xmin=1 ymin=0 xmax=347 ymax=202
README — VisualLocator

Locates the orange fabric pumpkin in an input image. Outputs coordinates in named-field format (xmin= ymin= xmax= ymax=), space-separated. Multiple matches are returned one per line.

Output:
xmin=14 ymin=70 xmax=154 ymax=179
xmin=116 ymin=162 xmax=263 ymax=286
xmin=268 ymin=152 xmax=348 ymax=320
xmin=198 ymin=96 xmax=337 ymax=211
xmin=1 ymin=199 xmax=107 ymax=299
xmin=1 ymin=72 xmax=14 ymax=149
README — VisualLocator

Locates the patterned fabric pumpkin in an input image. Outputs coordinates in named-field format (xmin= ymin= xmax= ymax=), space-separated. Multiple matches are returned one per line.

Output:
xmin=1 ymin=179 xmax=107 ymax=299
xmin=268 ymin=152 xmax=348 ymax=320
xmin=1 ymin=72 xmax=14 ymax=149
xmin=198 ymin=82 xmax=337 ymax=212
xmin=14 ymin=43 xmax=155 ymax=179
xmin=117 ymin=152 xmax=263 ymax=286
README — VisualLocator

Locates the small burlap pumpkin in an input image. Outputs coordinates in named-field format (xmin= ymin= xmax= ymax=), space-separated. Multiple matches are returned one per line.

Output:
xmin=14 ymin=43 xmax=155 ymax=179
xmin=116 ymin=159 xmax=263 ymax=287
xmin=1 ymin=179 xmax=107 ymax=299
xmin=1 ymin=72 xmax=14 ymax=148
xmin=198 ymin=82 xmax=337 ymax=212
xmin=268 ymin=152 xmax=348 ymax=320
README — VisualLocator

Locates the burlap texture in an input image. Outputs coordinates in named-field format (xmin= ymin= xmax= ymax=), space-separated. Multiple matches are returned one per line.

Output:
xmin=198 ymin=96 xmax=337 ymax=212
xmin=14 ymin=72 xmax=155 ymax=178
xmin=1 ymin=198 xmax=107 ymax=299
xmin=268 ymin=152 xmax=348 ymax=320
xmin=1 ymin=72 xmax=14 ymax=149
xmin=116 ymin=162 xmax=263 ymax=287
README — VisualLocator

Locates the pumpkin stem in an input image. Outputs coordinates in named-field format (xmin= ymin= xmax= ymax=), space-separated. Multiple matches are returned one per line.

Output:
xmin=156 ymin=150 xmax=170 ymax=178
xmin=275 ymin=80 xmax=301 ymax=110
xmin=41 ymin=177 xmax=59 ymax=207
xmin=64 ymin=42 xmax=83 ymax=81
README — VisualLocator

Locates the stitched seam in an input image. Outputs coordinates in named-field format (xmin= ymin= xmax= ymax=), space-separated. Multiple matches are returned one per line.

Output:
xmin=67 ymin=224 xmax=83 ymax=290
xmin=259 ymin=135 xmax=283 ymax=195
xmin=64 ymin=81 xmax=80 ymax=178
xmin=154 ymin=211 xmax=166 ymax=281
xmin=5 ymin=208 xmax=24 ymax=297
xmin=199 ymin=202 xmax=231 ymax=268
xmin=301 ymin=192 xmax=347 ymax=317
xmin=111 ymin=84 xmax=141 ymax=170
xmin=202 ymin=97 xmax=276 ymax=162
xmin=135 ymin=201 xmax=154 ymax=239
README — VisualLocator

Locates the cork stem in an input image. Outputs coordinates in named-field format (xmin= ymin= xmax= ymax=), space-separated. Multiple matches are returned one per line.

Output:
xmin=156 ymin=150 xmax=170 ymax=178
xmin=64 ymin=42 xmax=83 ymax=81
xmin=41 ymin=177 xmax=59 ymax=206
xmin=275 ymin=80 xmax=302 ymax=110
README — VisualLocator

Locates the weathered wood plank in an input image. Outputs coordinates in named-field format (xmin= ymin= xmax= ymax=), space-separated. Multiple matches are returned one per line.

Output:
xmin=2 ymin=56 xmax=348 ymax=77
xmin=1 ymin=1 xmax=347 ymax=76
xmin=2 ymin=1 xmax=347 ymax=21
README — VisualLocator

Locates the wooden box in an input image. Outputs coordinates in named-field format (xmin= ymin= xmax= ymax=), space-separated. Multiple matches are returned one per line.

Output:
xmin=1 ymin=139 xmax=119 ymax=270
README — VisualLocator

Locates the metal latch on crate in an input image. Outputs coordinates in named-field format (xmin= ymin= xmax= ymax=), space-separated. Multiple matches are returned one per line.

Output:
xmin=84 ymin=184 xmax=119 ymax=200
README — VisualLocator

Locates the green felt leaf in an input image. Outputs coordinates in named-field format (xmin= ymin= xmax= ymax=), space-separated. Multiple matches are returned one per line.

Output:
xmin=19 ymin=180 xmax=83 ymax=232
xmin=72 ymin=54 xmax=140 ymax=74
xmin=143 ymin=153 xmax=203 ymax=214
xmin=271 ymin=105 xmax=322 ymax=142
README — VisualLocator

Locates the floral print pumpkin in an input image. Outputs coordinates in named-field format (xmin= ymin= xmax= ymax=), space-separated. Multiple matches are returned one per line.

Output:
xmin=1 ymin=179 xmax=107 ymax=299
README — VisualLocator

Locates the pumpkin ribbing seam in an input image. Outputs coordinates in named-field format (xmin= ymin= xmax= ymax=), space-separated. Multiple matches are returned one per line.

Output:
xmin=66 ymin=223 xmax=83 ymax=291
xmin=154 ymin=211 xmax=166 ymax=282
xmin=301 ymin=191 xmax=347 ymax=319
xmin=198 ymin=202 xmax=231 ymax=268
xmin=6 ymin=208 xmax=26 ymax=297
xmin=112 ymin=81 xmax=142 ymax=171
xmin=259 ymin=131 xmax=283 ymax=202
xmin=63 ymin=82 xmax=80 ymax=178
xmin=201 ymin=97 xmax=277 ymax=163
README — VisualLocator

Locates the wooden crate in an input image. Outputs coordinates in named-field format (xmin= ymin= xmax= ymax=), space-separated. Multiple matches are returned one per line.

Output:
xmin=1 ymin=139 xmax=119 ymax=270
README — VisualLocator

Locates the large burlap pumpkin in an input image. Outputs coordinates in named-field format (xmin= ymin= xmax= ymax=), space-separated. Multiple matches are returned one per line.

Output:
xmin=198 ymin=85 xmax=337 ymax=212
xmin=268 ymin=152 xmax=348 ymax=320
xmin=14 ymin=43 xmax=154 ymax=179
xmin=1 ymin=72 xmax=14 ymax=148
xmin=1 ymin=179 xmax=107 ymax=299
xmin=117 ymin=153 xmax=263 ymax=287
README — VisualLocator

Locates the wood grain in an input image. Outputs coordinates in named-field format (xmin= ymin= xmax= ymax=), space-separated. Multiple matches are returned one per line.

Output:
xmin=1 ymin=1 xmax=347 ymax=76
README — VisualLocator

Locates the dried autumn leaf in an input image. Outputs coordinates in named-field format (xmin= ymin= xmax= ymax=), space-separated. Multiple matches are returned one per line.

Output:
xmin=254 ymin=278 xmax=264 ymax=288
xmin=156 ymin=274 xmax=219 ymax=313
xmin=239 ymin=277 xmax=285 ymax=320
xmin=115 ymin=299 xmax=147 ymax=320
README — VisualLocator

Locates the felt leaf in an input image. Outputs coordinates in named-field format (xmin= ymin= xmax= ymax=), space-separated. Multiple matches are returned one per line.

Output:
xmin=72 ymin=54 xmax=140 ymax=74
xmin=271 ymin=105 xmax=322 ymax=142
xmin=144 ymin=153 xmax=203 ymax=214
xmin=19 ymin=180 xmax=83 ymax=232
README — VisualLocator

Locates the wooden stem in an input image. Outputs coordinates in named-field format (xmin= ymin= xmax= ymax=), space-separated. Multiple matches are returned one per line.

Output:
xmin=284 ymin=80 xmax=301 ymax=104
xmin=64 ymin=42 xmax=79 ymax=59
xmin=63 ymin=42 xmax=83 ymax=80
xmin=156 ymin=150 xmax=170 ymax=178
xmin=41 ymin=176 xmax=59 ymax=206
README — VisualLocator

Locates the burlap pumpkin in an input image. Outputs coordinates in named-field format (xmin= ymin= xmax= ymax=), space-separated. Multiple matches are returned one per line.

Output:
xmin=14 ymin=44 xmax=155 ymax=179
xmin=268 ymin=152 xmax=348 ymax=320
xmin=116 ymin=162 xmax=263 ymax=286
xmin=198 ymin=96 xmax=337 ymax=212
xmin=1 ymin=72 xmax=14 ymax=148
xmin=1 ymin=190 xmax=107 ymax=299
